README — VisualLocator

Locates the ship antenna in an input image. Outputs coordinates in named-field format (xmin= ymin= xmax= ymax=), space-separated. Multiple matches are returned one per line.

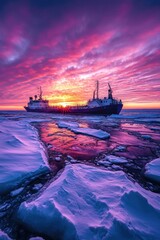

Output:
xmin=96 ymin=80 xmax=99 ymax=99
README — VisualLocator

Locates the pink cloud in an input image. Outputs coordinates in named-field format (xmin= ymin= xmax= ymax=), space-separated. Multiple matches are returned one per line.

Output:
xmin=0 ymin=0 xmax=160 ymax=109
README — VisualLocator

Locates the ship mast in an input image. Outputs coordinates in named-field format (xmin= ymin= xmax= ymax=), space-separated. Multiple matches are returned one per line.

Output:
xmin=93 ymin=90 xmax=96 ymax=100
xmin=96 ymin=80 xmax=99 ymax=99
xmin=108 ymin=83 xmax=113 ymax=99
xmin=39 ymin=86 xmax=43 ymax=100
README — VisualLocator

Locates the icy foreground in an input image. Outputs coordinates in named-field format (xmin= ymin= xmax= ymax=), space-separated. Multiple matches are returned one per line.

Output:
xmin=18 ymin=164 xmax=160 ymax=240
xmin=57 ymin=121 xmax=110 ymax=139
xmin=0 ymin=120 xmax=50 ymax=194
xmin=145 ymin=158 xmax=160 ymax=183
xmin=0 ymin=230 xmax=11 ymax=240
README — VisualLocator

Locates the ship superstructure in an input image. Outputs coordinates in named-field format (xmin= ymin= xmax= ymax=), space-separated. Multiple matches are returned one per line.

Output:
xmin=87 ymin=81 xmax=122 ymax=108
xmin=24 ymin=82 xmax=123 ymax=115
xmin=27 ymin=87 xmax=49 ymax=110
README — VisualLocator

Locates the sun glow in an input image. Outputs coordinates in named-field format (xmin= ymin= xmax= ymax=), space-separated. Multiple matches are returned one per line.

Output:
xmin=61 ymin=102 xmax=67 ymax=108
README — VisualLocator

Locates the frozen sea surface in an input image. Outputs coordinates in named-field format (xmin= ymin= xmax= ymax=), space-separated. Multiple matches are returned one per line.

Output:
xmin=0 ymin=120 xmax=50 ymax=194
xmin=145 ymin=158 xmax=160 ymax=183
xmin=18 ymin=164 xmax=160 ymax=240
xmin=0 ymin=109 xmax=160 ymax=239
xmin=57 ymin=120 xmax=110 ymax=139
xmin=0 ymin=229 xmax=11 ymax=240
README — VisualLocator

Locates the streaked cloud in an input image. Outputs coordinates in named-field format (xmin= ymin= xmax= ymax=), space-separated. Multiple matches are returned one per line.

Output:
xmin=0 ymin=0 xmax=160 ymax=109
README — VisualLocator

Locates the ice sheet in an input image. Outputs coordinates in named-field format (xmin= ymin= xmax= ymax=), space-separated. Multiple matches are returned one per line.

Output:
xmin=0 ymin=230 xmax=12 ymax=240
xmin=0 ymin=120 xmax=50 ymax=194
xmin=57 ymin=121 xmax=110 ymax=139
xmin=18 ymin=164 xmax=160 ymax=240
xmin=145 ymin=158 xmax=160 ymax=183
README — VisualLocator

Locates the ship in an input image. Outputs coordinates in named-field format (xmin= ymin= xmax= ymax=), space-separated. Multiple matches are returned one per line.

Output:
xmin=24 ymin=81 xmax=123 ymax=115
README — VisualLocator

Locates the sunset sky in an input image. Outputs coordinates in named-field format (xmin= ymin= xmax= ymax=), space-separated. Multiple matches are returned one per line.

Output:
xmin=0 ymin=0 xmax=160 ymax=110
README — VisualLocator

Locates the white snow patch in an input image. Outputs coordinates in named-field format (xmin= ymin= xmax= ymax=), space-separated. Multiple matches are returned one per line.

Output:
xmin=0 ymin=120 xmax=50 ymax=194
xmin=97 ymin=155 xmax=127 ymax=167
xmin=72 ymin=127 xmax=110 ymax=139
xmin=32 ymin=184 xmax=43 ymax=191
xmin=55 ymin=157 xmax=61 ymax=161
xmin=105 ymin=155 xmax=128 ymax=164
xmin=0 ymin=203 xmax=11 ymax=211
xmin=18 ymin=164 xmax=160 ymax=240
xmin=57 ymin=121 xmax=110 ymax=139
xmin=10 ymin=187 xmax=24 ymax=197
xmin=47 ymin=143 xmax=52 ymax=149
xmin=107 ymin=155 xmax=128 ymax=163
xmin=114 ymin=145 xmax=126 ymax=152
xmin=57 ymin=121 xmax=79 ymax=129
xmin=111 ymin=164 xmax=122 ymax=170
xmin=0 ymin=230 xmax=12 ymax=240
xmin=29 ymin=237 xmax=44 ymax=240
xmin=67 ymin=155 xmax=78 ymax=163
xmin=145 ymin=158 xmax=160 ymax=183
xmin=97 ymin=159 xmax=110 ymax=167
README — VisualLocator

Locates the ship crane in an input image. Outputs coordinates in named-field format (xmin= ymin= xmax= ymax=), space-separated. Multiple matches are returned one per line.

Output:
xmin=92 ymin=80 xmax=99 ymax=100
xmin=108 ymin=83 xmax=113 ymax=99
xmin=93 ymin=90 xmax=96 ymax=100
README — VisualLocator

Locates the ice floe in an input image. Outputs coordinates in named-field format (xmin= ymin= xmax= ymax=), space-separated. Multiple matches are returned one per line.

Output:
xmin=32 ymin=183 xmax=43 ymax=191
xmin=0 ymin=230 xmax=12 ymax=240
xmin=57 ymin=121 xmax=110 ymax=139
xmin=18 ymin=164 xmax=160 ymax=240
xmin=10 ymin=187 xmax=24 ymax=197
xmin=114 ymin=145 xmax=126 ymax=152
xmin=0 ymin=120 xmax=50 ymax=194
xmin=29 ymin=237 xmax=44 ymax=240
xmin=98 ymin=155 xmax=128 ymax=166
xmin=106 ymin=155 xmax=128 ymax=163
xmin=57 ymin=121 xmax=79 ymax=129
xmin=71 ymin=127 xmax=110 ymax=139
xmin=145 ymin=158 xmax=160 ymax=183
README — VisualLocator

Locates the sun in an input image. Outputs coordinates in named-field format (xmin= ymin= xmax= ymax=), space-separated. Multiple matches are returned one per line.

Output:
xmin=61 ymin=102 xmax=67 ymax=108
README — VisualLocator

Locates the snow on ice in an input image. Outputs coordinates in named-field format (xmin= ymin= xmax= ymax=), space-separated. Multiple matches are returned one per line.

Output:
xmin=145 ymin=158 xmax=160 ymax=183
xmin=98 ymin=155 xmax=128 ymax=167
xmin=114 ymin=145 xmax=126 ymax=152
xmin=0 ymin=120 xmax=50 ymax=194
xmin=18 ymin=164 xmax=160 ymax=240
xmin=57 ymin=121 xmax=79 ymax=129
xmin=29 ymin=237 xmax=44 ymax=240
xmin=106 ymin=155 xmax=128 ymax=163
xmin=57 ymin=121 xmax=110 ymax=139
xmin=71 ymin=127 xmax=110 ymax=139
xmin=0 ymin=230 xmax=11 ymax=240
xmin=10 ymin=187 xmax=24 ymax=197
